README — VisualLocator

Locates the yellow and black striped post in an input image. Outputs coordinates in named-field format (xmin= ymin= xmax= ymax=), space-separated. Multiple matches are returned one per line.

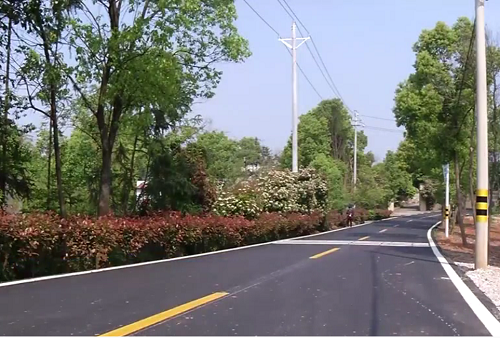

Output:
xmin=475 ymin=188 xmax=489 ymax=269
xmin=444 ymin=206 xmax=450 ymax=220
xmin=476 ymin=190 xmax=488 ymax=223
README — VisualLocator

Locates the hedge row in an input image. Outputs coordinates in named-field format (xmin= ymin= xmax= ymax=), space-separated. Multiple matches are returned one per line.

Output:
xmin=0 ymin=208 xmax=392 ymax=282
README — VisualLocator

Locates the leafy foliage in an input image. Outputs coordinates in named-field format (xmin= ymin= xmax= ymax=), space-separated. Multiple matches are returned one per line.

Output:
xmin=213 ymin=168 xmax=328 ymax=218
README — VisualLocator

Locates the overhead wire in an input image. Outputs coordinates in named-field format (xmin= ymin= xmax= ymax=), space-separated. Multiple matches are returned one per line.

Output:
xmin=242 ymin=0 xmax=280 ymax=37
xmin=242 ymin=0 xmax=323 ymax=100
xmin=280 ymin=0 xmax=348 ymax=109
xmin=359 ymin=114 xmax=397 ymax=122
xmin=276 ymin=0 xmax=334 ymax=99
xmin=454 ymin=19 xmax=477 ymax=136
xmin=244 ymin=0 xmax=403 ymax=132
xmin=363 ymin=125 xmax=405 ymax=134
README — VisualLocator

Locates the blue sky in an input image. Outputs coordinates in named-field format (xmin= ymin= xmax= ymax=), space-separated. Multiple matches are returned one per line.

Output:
xmin=191 ymin=0 xmax=500 ymax=161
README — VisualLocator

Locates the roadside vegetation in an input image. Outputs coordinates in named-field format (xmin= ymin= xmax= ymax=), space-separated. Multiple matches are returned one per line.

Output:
xmin=8 ymin=1 xmax=482 ymax=282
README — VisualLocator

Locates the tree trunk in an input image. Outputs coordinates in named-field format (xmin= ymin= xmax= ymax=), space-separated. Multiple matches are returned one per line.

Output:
xmin=35 ymin=8 xmax=66 ymax=216
xmin=51 ymin=112 xmax=66 ymax=217
xmin=120 ymin=134 xmax=138 ymax=214
xmin=1 ymin=17 xmax=12 ymax=207
xmin=454 ymin=152 xmax=467 ymax=245
xmin=96 ymin=0 xmax=122 ymax=216
xmin=98 ymin=141 xmax=113 ymax=216
xmin=469 ymin=119 xmax=476 ymax=225
xmin=47 ymin=119 xmax=52 ymax=210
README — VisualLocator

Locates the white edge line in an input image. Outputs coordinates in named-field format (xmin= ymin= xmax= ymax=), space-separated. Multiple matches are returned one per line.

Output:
xmin=428 ymin=221 xmax=500 ymax=336
xmin=0 ymin=216 xmax=399 ymax=288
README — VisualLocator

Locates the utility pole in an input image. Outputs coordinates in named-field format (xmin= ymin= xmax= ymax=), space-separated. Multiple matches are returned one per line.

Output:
xmin=475 ymin=0 xmax=489 ymax=269
xmin=353 ymin=111 xmax=359 ymax=189
xmin=280 ymin=22 xmax=309 ymax=173
xmin=443 ymin=163 xmax=450 ymax=238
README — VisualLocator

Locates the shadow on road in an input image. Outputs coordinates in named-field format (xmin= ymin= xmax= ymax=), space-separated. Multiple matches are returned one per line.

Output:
xmin=366 ymin=248 xmax=441 ymax=266
xmin=369 ymin=252 xmax=379 ymax=336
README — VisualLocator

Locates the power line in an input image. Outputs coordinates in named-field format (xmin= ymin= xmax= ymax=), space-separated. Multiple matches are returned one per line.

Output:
xmin=363 ymin=125 xmax=405 ymax=133
xmin=242 ymin=0 xmax=280 ymax=37
xmin=276 ymin=0 xmax=331 ymax=98
xmin=283 ymin=46 xmax=323 ymax=100
xmin=278 ymin=0 xmax=350 ymax=111
xmin=241 ymin=0 xmax=323 ymax=100
xmin=454 ymin=19 xmax=476 ymax=136
xmin=359 ymin=114 xmax=396 ymax=122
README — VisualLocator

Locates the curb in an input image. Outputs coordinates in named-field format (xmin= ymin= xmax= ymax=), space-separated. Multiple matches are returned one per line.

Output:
xmin=430 ymin=227 xmax=500 ymax=322
xmin=428 ymin=221 xmax=500 ymax=336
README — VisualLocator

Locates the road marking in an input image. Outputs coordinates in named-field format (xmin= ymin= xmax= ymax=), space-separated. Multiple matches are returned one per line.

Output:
xmin=393 ymin=224 xmax=399 ymax=228
xmin=100 ymin=292 xmax=228 ymax=336
xmin=428 ymin=222 xmax=500 ymax=335
xmin=310 ymin=247 xmax=340 ymax=259
xmin=406 ymin=219 xmax=413 ymax=223
xmin=359 ymin=236 xmax=370 ymax=241
xmin=275 ymin=240 xmax=429 ymax=247
xmin=379 ymin=229 xmax=387 ymax=233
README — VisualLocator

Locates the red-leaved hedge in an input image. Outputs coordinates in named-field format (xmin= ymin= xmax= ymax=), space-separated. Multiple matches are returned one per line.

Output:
xmin=0 ymin=208 xmax=391 ymax=282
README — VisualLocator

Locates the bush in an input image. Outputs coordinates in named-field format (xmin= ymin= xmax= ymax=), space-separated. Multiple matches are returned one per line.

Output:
xmin=325 ymin=208 xmax=392 ymax=228
xmin=213 ymin=168 xmax=328 ymax=218
xmin=0 ymin=207 xmax=392 ymax=282
xmin=0 ymin=210 xmax=324 ymax=282
xmin=212 ymin=181 xmax=262 ymax=219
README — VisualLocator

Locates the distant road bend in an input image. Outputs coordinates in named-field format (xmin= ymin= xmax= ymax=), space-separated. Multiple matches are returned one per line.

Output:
xmin=1 ymin=213 xmax=499 ymax=336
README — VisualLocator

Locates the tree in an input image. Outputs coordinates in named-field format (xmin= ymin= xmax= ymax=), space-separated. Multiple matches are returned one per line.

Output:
xmin=0 ymin=1 xmax=33 ymax=208
xmin=375 ymin=150 xmax=417 ymax=205
xmin=310 ymin=153 xmax=346 ymax=210
xmin=67 ymin=0 xmax=250 ymax=215
xmin=14 ymin=0 xmax=81 ymax=216
xmin=393 ymin=17 xmax=500 ymax=244
xmin=195 ymin=131 xmax=239 ymax=182
xmin=280 ymin=98 xmax=373 ymax=207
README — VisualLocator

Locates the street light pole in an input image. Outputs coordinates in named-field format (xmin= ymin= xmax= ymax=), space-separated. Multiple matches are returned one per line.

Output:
xmin=475 ymin=0 xmax=489 ymax=269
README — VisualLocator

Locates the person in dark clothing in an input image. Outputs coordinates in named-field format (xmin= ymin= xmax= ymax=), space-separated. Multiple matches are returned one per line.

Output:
xmin=346 ymin=204 xmax=354 ymax=227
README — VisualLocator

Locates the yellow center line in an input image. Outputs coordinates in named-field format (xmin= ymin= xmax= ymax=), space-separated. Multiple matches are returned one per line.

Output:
xmin=99 ymin=292 xmax=228 ymax=336
xmin=358 ymin=236 xmax=370 ymax=241
xmin=310 ymin=247 xmax=340 ymax=259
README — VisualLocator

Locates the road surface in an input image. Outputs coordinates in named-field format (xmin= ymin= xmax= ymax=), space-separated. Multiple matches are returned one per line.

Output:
xmin=0 ymin=213 xmax=494 ymax=336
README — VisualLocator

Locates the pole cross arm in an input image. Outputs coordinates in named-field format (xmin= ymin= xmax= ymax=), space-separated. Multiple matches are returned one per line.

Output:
xmin=279 ymin=37 xmax=310 ymax=49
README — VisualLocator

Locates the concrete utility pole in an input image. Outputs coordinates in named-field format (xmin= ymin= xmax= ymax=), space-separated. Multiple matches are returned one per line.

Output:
xmin=475 ymin=0 xmax=489 ymax=269
xmin=353 ymin=111 xmax=359 ymax=189
xmin=280 ymin=22 xmax=309 ymax=173
xmin=443 ymin=163 xmax=450 ymax=238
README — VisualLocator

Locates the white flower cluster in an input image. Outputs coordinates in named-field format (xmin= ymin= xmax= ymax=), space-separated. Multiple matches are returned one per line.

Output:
xmin=212 ymin=168 xmax=328 ymax=218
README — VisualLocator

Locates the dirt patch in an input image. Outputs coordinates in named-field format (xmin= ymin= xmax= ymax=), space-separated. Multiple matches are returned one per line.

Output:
xmin=435 ymin=216 xmax=500 ymax=267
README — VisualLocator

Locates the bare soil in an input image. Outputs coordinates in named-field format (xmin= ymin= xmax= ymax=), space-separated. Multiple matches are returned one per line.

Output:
xmin=436 ymin=215 xmax=500 ymax=267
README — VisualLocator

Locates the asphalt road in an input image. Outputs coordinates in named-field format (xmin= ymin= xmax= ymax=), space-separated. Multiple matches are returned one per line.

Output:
xmin=0 ymin=213 xmax=493 ymax=336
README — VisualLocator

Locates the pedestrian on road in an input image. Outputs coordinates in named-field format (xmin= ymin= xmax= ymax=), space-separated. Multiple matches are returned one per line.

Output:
xmin=346 ymin=204 xmax=354 ymax=227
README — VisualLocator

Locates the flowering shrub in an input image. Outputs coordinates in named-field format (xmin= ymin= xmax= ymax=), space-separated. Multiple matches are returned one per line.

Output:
xmin=213 ymin=168 xmax=328 ymax=218
xmin=212 ymin=181 xmax=262 ymax=219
